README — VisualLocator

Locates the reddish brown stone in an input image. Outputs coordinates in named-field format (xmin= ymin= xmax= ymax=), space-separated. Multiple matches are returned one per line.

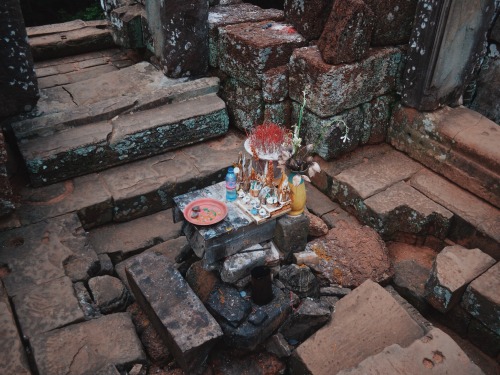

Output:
xmin=208 ymin=350 xmax=285 ymax=375
xmin=305 ymin=220 xmax=393 ymax=288
xmin=289 ymin=46 xmax=403 ymax=117
xmin=262 ymin=65 xmax=288 ymax=103
xmin=185 ymin=261 xmax=220 ymax=303
xmin=364 ymin=0 xmax=418 ymax=46
xmin=284 ymin=0 xmax=333 ymax=40
xmin=219 ymin=21 xmax=307 ymax=89
xmin=318 ymin=0 xmax=374 ymax=65
xmin=304 ymin=210 xmax=328 ymax=237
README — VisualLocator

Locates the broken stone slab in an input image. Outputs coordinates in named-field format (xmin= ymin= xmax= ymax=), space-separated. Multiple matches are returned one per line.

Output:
xmin=305 ymin=220 xmax=393 ymax=288
xmin=289 ymin=46 xmax=403 ymax=117
xmin=207 ymin=284 xmax=252 ymax=328
xmin=364 ymin=0 xmax=418 ymax=46
xmin=208 ymin=3 xmax=284 ymax=67
xmin=126 ymin=252 xmax=223 ymax=374
xmin=218 ymin=20 xmax=307 ymax=89
xmin=283 ymin=0 xmax=334 ymax=40
xmin=217 ymin=285 xmax=292 ymax=351
xmin=289 ymin=280 xmax=425 ymax=375
xmin=16 ymin=173 xmax=113 ymax=230
xmin=146 ymin=0 xmax=208 ymax=77
xmin=38 ymin=64 xmax=119 ymax=90
xmin=89 ymin=209 xmax=182 ymax=262
xmin=0 ymin=282 xmax=31 ymax=374
xmin=363 ymin=181 xmax=453 ymax=239
xmin=74 ymin=281 xmax=101 ymax=320
xmin=409 ymin=168 xmax=500 ymax=259
xmin=279 ymin=298 xmax=332 ymax=342
xmin=304 ymin=182 xmax=338 ymax=217
xmin=462 ymin=262 xmax=500 ymax=335
xmin=88 ymin=275 xmax=131 ymax=314
xmin=29 ymin=21 xmax=115 ymax=61
xmin=318 ymin=0 xmax=374 ymax=65
xmin=13 ymin=276 xmax=85 ymax=339
xmin=221 ymin=244 xmax=267 ymax=283
xmin=0 ymin=213 xmax=99 ymax=297
xmin=279 ymin=264 xmax=320 ymax=298
xmin=20 ymin=93 xmax=229 ymax=186
xmin=425 ymin=245 xmax=495 ymax=313
xmin=335 ymin=327 xmax=483 ymax=375
xmin=273 ymin=214 xmax=309 ymax=261
xmin=31 ymin=312 xmax=146 ymax=375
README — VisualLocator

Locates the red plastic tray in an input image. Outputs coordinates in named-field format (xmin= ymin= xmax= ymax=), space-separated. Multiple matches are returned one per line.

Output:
xmin=183 ymin=198 xmax=228 ymax=226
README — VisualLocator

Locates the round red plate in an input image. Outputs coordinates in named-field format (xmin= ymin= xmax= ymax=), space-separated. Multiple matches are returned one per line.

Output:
xmin=183 ymin=198 xmax=228 ymax=226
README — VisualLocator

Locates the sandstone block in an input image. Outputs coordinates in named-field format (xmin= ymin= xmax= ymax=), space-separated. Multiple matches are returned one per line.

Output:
xmin=207 ymin=284 xmax=252 ymax=328
xmin=363 ymin=181 xmax=453 ymax=239
xmin=318 ymin=0 xmax=374 ymax=65
xmin=219 ymin=21 xmax=307 ymax=89
xmin=221 ymin=77 xmax=263 ymax=131
xmin=305 ymin=220 xmax=392 ymax=288
xmin=88 ymin=275 xmax=131 ymax=314
xmin=425 ymin=245 xmax=495 ymax=313
xmin=304 ymin=210 xmax=328 ymax=237
xmin=335 ymin=327 xmax=483 ymax=375
xmin=146 ymin=0 xmax=208 ymax=77
xmin=304 ymin=182 xmax=338 ymax=217
xmin=110 ymin=5 xmax=145 ymax=49
xmin=221 ymin=244 xmax=267 ymax=283
xmin=289 ymin=46 xmax=403 ymax=117
xmin=462 ymin=262 xmax=500 ymax=335
xmin=208 ymin=4 xmax=284 ymax=67
xmin=264 ymin=101 xmax=292 ymax=127
xmin=31 ymin=313 xmax=146 ymax=375
xmin=279 ymin=298 xmax=331 ymax=342
xmin=360 ymin=95 xmax=395 ymax=144
xmin=262 ymin=65 xmax=289 ymax=103
xmin=364 ymin=0 xmax=418 ymax=46
xmin=279 ymin=264 xmax=319 ymax=298
xmin=290 ymin=280 xmax=424 ymax=374
xmin=274 ymin=214 xmax=309 ymax=260
xmin=185 ymin=261 xmax=220 ymax=303
xmin=284 ymin=0 xmax=333 ymax=40
xmin=126 ymin=252 xmax=223 ymax=374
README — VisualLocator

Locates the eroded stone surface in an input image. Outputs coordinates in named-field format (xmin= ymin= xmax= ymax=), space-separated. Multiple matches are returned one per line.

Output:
xmin=336 ymin=327 xmax=483 ymax=375
xmin=462 ymin=262 xmax=500 ymax=335
xmin=88 ymin=275 xmax=131 ymax=314
xmin=290 ymin=280 xmax=424 ymax=375
xmin=279 ymin=298 xmax=331 ymax=342
xmin=31 ymin=313 xmax=145 ymax=375
xmin=305 ymin=220 xmax=392 ymax=288
xmin=0 ymin=213 xmax=98 ymax=297
xmin=289 ymin=46 xmax=403 ymax=117
xmin=13 ymin=276 xmax=84 ymax=338
xmin=126 ymin=252 xmax=222 ymax=374
xmin=279 ymin=264 xmax=319 ymax=298
xmin=284 ymin=0 xmax=333 ymax=40
xmin=318 ymin=0 xmax=374 ymax=65
xmin=274 ymin=214 xmax=309 ymax=260
xmin=425 ymin=245 xmax=495 ymax=313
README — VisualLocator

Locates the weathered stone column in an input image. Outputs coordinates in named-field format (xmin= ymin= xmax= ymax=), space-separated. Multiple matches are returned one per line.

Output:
xmin=0 ymin=0 xmax=39 ymax=117
xmin=146 ymin=0 xmax=209 ymax=78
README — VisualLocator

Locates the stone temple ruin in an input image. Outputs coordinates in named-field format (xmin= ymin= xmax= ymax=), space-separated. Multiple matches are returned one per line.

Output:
xmin=0 ymin=0 xmax=499 ymax=374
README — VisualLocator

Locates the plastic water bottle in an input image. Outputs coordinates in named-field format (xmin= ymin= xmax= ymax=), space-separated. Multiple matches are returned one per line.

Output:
xmin=225 ymin=167 xmax=237 ymax=202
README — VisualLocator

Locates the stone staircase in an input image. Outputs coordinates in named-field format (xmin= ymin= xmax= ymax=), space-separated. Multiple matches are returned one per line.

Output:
xmin=10 ymin=54 xmax=229 ymax=187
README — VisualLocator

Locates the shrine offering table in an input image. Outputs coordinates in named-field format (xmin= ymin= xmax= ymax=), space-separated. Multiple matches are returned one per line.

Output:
xmin=173 ymin=182 xmax=276 ymax=267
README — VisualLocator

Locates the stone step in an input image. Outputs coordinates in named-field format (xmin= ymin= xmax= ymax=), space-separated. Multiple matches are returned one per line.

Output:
xmin=389 ymin=105 xmax=500 ymax=209
xmin=313 ymin=144 xmax=500 ymax=255
xmin=27 ymin=20 xmax=115 ymax=61
xmin=11 ymin=131 xmax=244 ymax=229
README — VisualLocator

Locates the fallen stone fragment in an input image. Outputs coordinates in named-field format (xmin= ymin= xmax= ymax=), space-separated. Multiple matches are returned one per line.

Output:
xmin=98 ymin=253 xmax=114 ymax=275
xmin=279 ymin=264 xmax=320 ymax=298
xmin=289 ymin=280 xmax=424 ymax=374
xmin=425 ymin=245 xmax=495 ymax=313
xmin=318 ymin=0 xmax=374 ymax=65
xmin=13 ymin=276 xmax=85 ymax=339
xmin=126 ymin=252 xmax=222 ymax=374
xmin=279 ymin=298 xmax=331 ymax=342
xmin=304 ymin=210 xmax=328 ymax=237
xmin=283 ymin=0 xmax=333 ymax=40
xmin=319 ymin=286 xmax=351 ymax=298
xmin=207 ymin=284 xmax=252 ymax=328
xmin=185 ymin=260 xmax=221 ymax=303
xmin=294 ymin=250 xmax=320 ymax=267
xmin=305 ymin=220 xmax=393 ymax=287
xmin=462 ymin=262 xmax=500 ymax=335
xmin=31 ymin=313 xmax=146 ymax=375
xmin=88 ymin=275 xmax=131 ymax=314
xmin=274 ymin=214 xmax=310 ymax=260
xmin=266 ymin=333 xmax=293 ymax=358
xmin=74 ymin=281 xmax=101 ymax=320
xmin=221 ymin=244 xmax=266 ymax=283
xmin=336 ymin=327 xmax=483 ymax=375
